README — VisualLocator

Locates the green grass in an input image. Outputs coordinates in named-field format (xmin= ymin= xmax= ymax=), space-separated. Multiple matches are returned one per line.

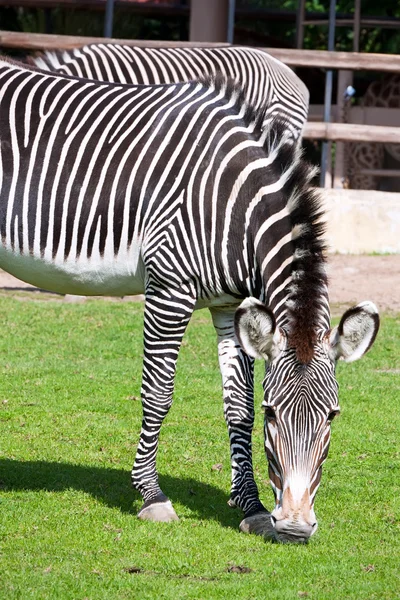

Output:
xmin=0 ymin=295 xmax=399 ymax=599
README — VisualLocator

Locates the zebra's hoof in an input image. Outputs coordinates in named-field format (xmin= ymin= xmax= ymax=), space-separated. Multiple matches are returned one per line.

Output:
xmin=137 ymin=500 xmax=179 ymax=523
xmin=239 ymin=511 xmax=275 ymax=540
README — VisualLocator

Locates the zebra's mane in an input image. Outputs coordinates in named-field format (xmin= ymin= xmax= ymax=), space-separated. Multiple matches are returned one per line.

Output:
xmin=282 ymin=157 xmax=328 ymax=364
xmin=202 ymin=74 xmax=328 ymax=363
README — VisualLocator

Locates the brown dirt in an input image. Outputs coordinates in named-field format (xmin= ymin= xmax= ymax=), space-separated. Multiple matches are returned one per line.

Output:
xmin=327 ymin=255 xmax=400 ymax=313
xmin=0 ymin=255 xmax=398 ymax=312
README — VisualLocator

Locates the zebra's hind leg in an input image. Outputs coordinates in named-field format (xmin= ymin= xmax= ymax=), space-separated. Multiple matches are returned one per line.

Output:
xmin=210 ymin=307 xmax=270 ymax=532
xmin=132 ymin=285 xmax=196 ymax=523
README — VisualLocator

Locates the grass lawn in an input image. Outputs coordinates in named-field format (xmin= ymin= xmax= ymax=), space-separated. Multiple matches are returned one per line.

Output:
xmin=0 ymin=294 xmax=399 ymax=599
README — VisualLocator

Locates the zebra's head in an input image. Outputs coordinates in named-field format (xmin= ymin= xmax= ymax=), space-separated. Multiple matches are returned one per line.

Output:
xmin=235 ymin=297 xmax=379 ymax=543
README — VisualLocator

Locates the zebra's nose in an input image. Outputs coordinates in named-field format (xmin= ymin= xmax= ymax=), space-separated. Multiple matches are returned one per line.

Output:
xmin=272 ymin=517 xmax=317 ymax=543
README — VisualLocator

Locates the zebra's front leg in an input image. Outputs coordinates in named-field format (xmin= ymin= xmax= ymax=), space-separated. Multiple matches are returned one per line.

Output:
xmin=132 ymin=287 xmax=195 ymax=522
xmin=210 ymin=307 xmax=268 ymax=515
xmin=211 ymin=307 xmax=273 ymax=538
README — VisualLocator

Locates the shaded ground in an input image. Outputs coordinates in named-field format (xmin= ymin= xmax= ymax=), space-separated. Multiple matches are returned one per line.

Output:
xmin=0 ymin=255 xmax=398 ymax=312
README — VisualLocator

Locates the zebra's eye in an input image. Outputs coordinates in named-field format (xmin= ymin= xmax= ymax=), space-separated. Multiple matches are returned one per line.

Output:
xmin=327 ymin=410 xmax=340 ymax=423
xmin=265 ymin=406 xmax=276 ymax=420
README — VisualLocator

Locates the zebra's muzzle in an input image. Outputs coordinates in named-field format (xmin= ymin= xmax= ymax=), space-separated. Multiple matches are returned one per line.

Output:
xmin=270 ymin=485 xmax=318 ymax=543
xmin=270 ymin=514 xmax=318 ymax=544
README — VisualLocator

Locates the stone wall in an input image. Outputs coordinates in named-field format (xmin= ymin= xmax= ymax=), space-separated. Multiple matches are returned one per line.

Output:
xmin=322 ymin=188 xmax=400 ymax=254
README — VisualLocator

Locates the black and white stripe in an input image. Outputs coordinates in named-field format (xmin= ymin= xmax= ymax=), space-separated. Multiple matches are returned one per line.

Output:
xmin=0 ymin=57 xmax=379 ymax=543
xmin=31 ymin=43 xmax=309 ymax=141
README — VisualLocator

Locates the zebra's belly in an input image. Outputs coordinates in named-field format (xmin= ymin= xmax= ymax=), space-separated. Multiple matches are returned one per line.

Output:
xmin=0 ymin=246 xmax=146 ymax=296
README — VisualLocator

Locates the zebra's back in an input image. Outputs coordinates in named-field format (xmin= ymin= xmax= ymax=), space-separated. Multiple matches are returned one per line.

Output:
xmin=31 ymin=44 xmax=309 ymax=140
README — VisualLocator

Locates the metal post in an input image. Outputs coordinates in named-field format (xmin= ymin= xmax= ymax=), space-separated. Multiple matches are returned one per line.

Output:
xmin=353 ymin=0 xmax=361 ymax=53
xmin=227 ymin=0 xmax=236 ymax=44
xmin=333 ymin=70 xmax=353 ymax=188
xmin=104 ymin=0 xmax=115 ymax=39
xmin=190 ymin=0 xmax=229 ymax=43
xmin=320 ymin=0 xmax=336 ymax=188
xmin=295 ymin=0 xmax=306 ymax=49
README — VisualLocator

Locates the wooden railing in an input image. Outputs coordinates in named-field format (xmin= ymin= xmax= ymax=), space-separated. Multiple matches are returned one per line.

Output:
xmin=2 ymin=30 xmax=400 ymax=72
xmin=303 ymin=122 xmax=400 ymax=144
xmin=0 ymin=31 xmax=229 ymax=50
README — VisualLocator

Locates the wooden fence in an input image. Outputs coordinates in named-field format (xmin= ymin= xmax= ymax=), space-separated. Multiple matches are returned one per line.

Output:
xmin=303 ymin=122 xmax=400 ymax=144
xmin=2 ymin=30 xmax=400 ymax=73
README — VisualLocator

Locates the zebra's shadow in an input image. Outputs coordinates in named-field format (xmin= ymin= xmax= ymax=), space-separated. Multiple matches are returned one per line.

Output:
xmin=0 ymin=458 xmax=240 ymax=529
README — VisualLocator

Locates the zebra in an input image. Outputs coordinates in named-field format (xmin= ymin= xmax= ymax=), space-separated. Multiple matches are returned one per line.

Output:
xmin=30 ymin=43 xmax=309 ymax=142
xmin=0 ymin=56 xmax=379 ymax=543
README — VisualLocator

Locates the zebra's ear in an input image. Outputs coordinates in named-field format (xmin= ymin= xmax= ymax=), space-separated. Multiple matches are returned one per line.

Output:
xmin=234 ymin=298 xmax=285 ymax=362
xmin=328 ymin=301 xmax=380 ymax=363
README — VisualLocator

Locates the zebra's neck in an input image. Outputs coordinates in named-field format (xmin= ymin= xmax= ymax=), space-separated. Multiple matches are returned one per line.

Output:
xmin=239 ymin=136 xmax=331 ymax=359
xmin=248 ymin=206 xmax=331 ymax=339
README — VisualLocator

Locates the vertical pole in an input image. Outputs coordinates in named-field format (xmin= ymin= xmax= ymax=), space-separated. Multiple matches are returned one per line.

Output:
xmin=227 ymin=0 xmax=236 ymax=44
xmin=333 ymin=70 xmax=353 ymax=188
xmin=353 ymin=0 xmax=361 ymax=52
xmin=333 ymin=0 xmax=359 ymax=188
xmin=190 ymin=0 xmax=229 ymax=43
xmin=320 ymin=0 xmax=336 ymax=188
xmin=295 ymin=0 xmax=306 ymax=49
xmin=104 ymin=0 xmax=115 ymax=39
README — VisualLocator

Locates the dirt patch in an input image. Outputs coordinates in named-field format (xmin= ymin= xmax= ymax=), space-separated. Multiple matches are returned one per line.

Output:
xmin=0 ymin=255 xmax=398 ymax=312
xmin=327 ymin=255 xmax=400 ymax=313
